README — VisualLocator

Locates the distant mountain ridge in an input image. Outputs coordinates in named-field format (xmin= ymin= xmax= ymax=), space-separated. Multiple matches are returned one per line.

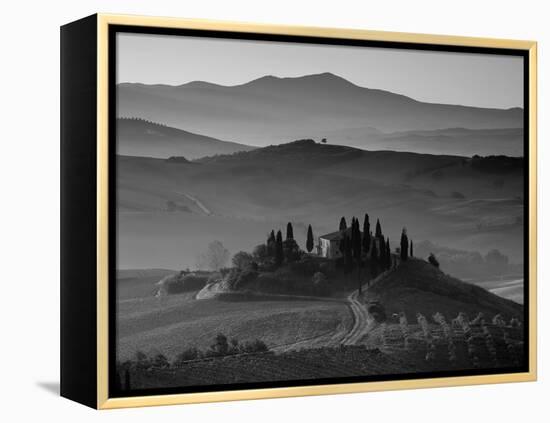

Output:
xmin=118 ymin=72 xmax=523 ymax=152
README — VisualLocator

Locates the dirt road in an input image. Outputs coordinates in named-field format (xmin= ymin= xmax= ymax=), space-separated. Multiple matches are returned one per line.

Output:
xmin=272 ymin=287 xmax=374 ymax=352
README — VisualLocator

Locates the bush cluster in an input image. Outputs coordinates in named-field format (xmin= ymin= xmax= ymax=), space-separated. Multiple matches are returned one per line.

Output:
xmin=118 ymin=333 xmax=270 ymax=375
xmin=162 ymin=271 xmax=210 ymax=294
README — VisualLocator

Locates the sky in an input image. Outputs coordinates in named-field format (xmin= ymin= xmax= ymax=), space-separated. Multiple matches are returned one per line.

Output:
xmin=117 ymin=32 xmax=523 ymax=109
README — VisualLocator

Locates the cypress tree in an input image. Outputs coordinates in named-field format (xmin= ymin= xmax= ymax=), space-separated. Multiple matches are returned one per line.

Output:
xmin=375 ymin=219 xmax=383 ymax=239
xmin=286 ymin=222 xmax=294 ymax=240
xmin=400 ymin=228 xmax=409 ymax=261
xmin=386 ymin=237 xmax=391 ymax=270
xmin=410 ymin=239 xmax=414 ymax=257
xmin=339 ymin=216 xmax=347 ymax=231
xmin=351 ymin=218 xmax=362 ymax=261
xmin=306 ymin=224 xmax=314 ymax=253
xmin=371 ymin=239 xmax=379 ymax=275
xmin=275 ymin=230 xmax=284 ymax=266
xmin=343 ymin=235 xmax=353 ymax=274
xmin=379 ymin=236 xmax=386 ymax=269
xmin=267 ymin=230 xmax=276 ymax=256
xmin=362 ymin=213 xmax=371 ymax=255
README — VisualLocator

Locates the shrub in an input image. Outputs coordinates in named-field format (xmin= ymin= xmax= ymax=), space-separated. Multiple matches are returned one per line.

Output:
xmin=232 ymin=251 xmax=254 ymax=269
xmin=252 ymin=244 xmax=269 ymax=259
xmin=428 ymin=253 xmax=440 ymax=268
xmin=152 ymin=353 xmax=170 ymax=369
xmin=161 ymin=271 xmax=210 ymax=294
xmin=173 ymin=347 xmax=201 ymax=365
xmin=207 ymin=333 xmax=229 ymax=357
xmin=229 ymin=338 xmax=240 ymax=354
xmin=240 ymin=339 xmax=269 ymax=353
xmin=135 ymin=351 xmax=151 ymax=370
xmin=225 ymin=268 xmax=258 ymax=290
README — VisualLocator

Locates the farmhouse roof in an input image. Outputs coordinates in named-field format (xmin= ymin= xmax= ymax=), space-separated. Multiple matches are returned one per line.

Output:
xmin=319 ymin=227 xmax=359 ymax=241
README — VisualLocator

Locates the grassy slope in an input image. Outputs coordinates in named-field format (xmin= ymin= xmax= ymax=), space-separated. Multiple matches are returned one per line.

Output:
xmin=116 ymin=118 xmax=254 ymax=159
xmin=363 ymin=259 xmax=523 ymax=321
xmin=117 ymin=293 xmax=351 ymax=361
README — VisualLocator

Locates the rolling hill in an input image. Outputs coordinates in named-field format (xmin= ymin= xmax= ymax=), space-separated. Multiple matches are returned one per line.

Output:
xmin=321 ymin=126 xmax=524 ymax=156
xmin=118 ymin=72 xmax=523 ymax=153
xmin=116 ymin=118 xmax=254 ymax=159
xmin=364 ymin=259 xmax=523 ymax=320
xmin=116 ymin=139 xmax=524 ymax=270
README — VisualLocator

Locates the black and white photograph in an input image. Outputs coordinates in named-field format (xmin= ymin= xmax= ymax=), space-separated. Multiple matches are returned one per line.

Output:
xmin=113 ymin=30 xmax=528 ymax=394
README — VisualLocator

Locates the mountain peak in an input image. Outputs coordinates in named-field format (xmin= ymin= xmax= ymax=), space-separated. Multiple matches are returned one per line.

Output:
xmin=241 ymin=72 xmax=356 ymax=89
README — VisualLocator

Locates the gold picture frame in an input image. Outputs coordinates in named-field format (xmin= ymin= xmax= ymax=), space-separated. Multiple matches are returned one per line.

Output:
xmin=61 ymin=13 xmax=537 ymax=409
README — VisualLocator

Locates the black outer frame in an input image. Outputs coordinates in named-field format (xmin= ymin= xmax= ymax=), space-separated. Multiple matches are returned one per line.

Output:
xmin=60 ymin=14 xmax=98 ymax=408
xmin=60 ymin=15 xmax=531 ymax=409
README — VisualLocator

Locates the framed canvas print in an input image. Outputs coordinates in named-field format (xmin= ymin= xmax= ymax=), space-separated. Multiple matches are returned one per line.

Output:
xmin=60 ymin=14 xmax=537 ymax=409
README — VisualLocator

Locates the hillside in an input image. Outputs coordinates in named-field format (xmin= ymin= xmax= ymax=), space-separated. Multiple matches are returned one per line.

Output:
xmin=116 ymin=140 xmax=524 ymax=269
xmin=363 ymin=259 xmax=523 ymax=321
xmin=117 ymin=73 xmax=523 ymax=152
xmin=116 ymin=118 xmax=254 ymax=159
xmin=196 ymin=139 xmax=524 ymax=199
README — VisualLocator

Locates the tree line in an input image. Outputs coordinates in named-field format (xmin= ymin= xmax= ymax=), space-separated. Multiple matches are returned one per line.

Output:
xmin=336 ymin=213 xmax=413 ymax=292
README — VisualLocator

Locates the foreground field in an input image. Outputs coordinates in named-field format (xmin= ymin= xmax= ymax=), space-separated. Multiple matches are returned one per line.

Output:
xmin=117 ymin=293 xmax=352 ymax=360
xmin=119 ymin=317 xmax=524 ymax=391
xmin=116 ymin=259 xmax=525 ymax=391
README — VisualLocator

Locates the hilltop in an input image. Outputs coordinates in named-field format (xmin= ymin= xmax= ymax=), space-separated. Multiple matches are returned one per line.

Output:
xmin=363 ymin=259 xmax=523 ymax=321
xmin=116 ymin=117 xmax=254 ymax=159
xmin=195 ymin=138 xmax=523 ymax=199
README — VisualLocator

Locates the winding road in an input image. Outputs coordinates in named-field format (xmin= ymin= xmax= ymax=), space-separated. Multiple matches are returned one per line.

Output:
xmin=174 ymin=191 xmax=212 ymax=215
xmin=340 ymin=290 xmax=374 ymax=345
xmin=271 ymin=286 xmax=375 ymax=352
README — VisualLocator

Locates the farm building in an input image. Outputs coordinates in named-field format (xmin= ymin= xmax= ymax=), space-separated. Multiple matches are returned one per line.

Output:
xmin=317 ymin=228 xmax=389 ymax=260
xmin=317 ymin=228 xmax=354 ymax=258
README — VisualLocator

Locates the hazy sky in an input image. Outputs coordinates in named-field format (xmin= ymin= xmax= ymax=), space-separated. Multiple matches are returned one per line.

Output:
xmin=117 ymin=32 xmax=523 ymax=109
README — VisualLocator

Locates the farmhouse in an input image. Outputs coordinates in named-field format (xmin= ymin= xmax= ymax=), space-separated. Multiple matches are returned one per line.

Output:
xmin=317 ymin=228 xmax=354 ymax=258
xmin=317 ymin=228 xmax=389 ymax=260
